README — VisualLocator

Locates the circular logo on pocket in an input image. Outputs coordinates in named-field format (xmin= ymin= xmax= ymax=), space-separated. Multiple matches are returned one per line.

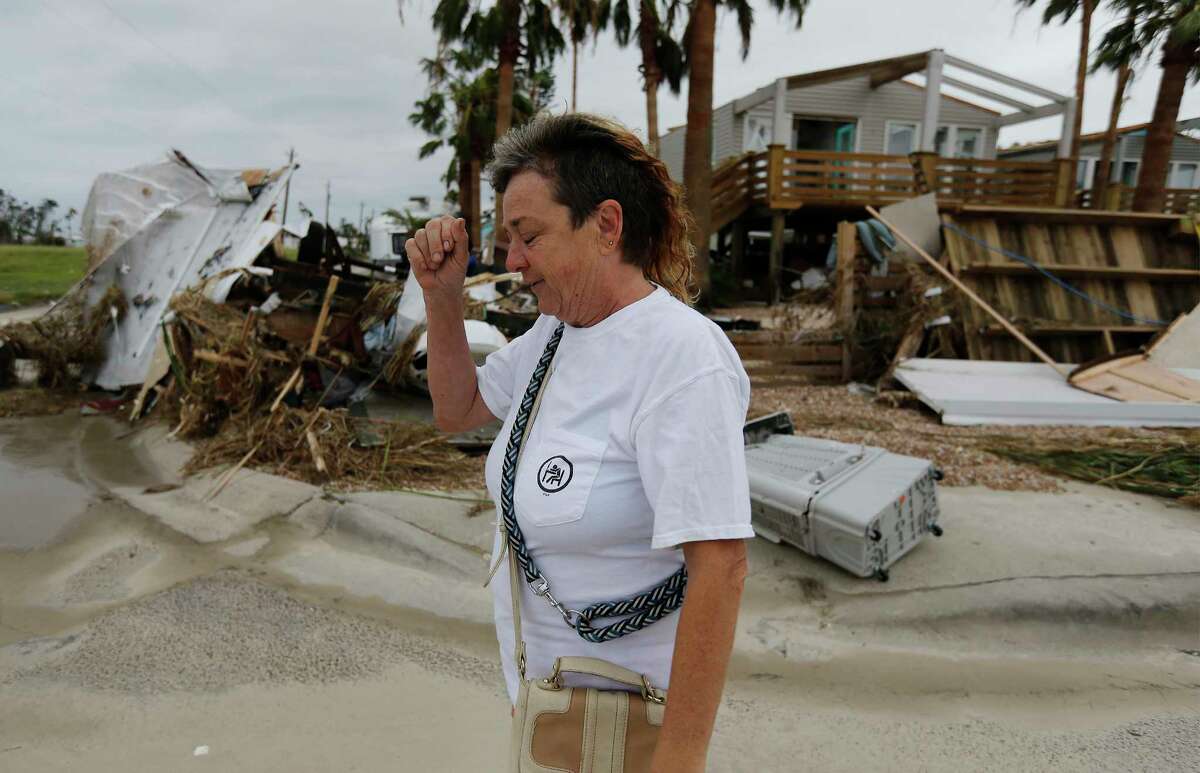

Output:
xmin=536 ymin=455 xmax=574 ymax=493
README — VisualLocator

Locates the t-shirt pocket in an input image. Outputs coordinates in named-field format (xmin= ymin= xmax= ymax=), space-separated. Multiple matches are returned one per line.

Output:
xmin=516 ymin=428 xmax=607 ymax=527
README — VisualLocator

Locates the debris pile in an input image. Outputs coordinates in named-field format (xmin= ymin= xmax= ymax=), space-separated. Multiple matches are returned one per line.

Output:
xmin=1 ymin=286 xmax=126 ymax=388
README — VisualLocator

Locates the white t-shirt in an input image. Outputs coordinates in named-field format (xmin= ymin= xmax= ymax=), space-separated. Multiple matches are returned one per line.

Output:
xmin=476 ymin=286 xmax=753 ymax=703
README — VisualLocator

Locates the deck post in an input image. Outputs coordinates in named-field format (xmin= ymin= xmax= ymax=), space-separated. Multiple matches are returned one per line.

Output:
xmin=771 ymin=77 xmax=789 ymax=147
xmin=767 ymin=143 xmax=785 ymax=208
xmin=1053 ymin=158 xmax=1075 ymax=208
xmin=910 ymin=151 xmax=939 ymax=195
xmin=768 ymin=210 xmax=786 ymax=305
xmin=1057 ymin=97 xmax=1077 ymax=159
xmin=835 ymin=220 xmax=857 ymax=380
xmin=1103 ymin=182 xmax=1126 ymax=211
xmin=919 ymin=49 xmax=945 ymax=152
xmin=730 ymin=217 xmax=746 ymax=294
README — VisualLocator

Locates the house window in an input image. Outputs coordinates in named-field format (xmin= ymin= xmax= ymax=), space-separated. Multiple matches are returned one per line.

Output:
xmin=886 ymin=121 xmax=919 ymax=155
xmin=954 ymin=128 xmax=983 ymax=159
xmin=934 ymin=125 xmax=985 ymax=158
xmin=743 ymin=115 xmax=773 ymax=152
xmin=1119 ymin=160 xmax=1139 ymax=186
xmin=1169 ymin=162 xmax=1198 ymax=188
xmin=792 ymin=117 xmax=857 ymax=152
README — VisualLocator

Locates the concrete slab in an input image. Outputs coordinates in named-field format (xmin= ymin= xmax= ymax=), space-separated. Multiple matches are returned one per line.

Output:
xmin=269 ymin=540 xmax=493 ymax=625
xmin=344 ymin=490 xmax=495 ymax=555
xmin=747 ymin=482 xmax=1200 ymax=597
xmin=327 ymin=501 xmax=486 ymax=582
xmin=111 ymin=470 xmax=320 ymax=544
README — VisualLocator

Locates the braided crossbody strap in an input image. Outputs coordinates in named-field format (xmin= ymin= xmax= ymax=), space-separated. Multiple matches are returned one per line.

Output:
xmin=501 ymin=322 xmax=688 ymax=643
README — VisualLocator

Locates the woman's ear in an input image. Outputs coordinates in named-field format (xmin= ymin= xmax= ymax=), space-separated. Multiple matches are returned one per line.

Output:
xmin=593 ymin=199 xmax=623 ymax=254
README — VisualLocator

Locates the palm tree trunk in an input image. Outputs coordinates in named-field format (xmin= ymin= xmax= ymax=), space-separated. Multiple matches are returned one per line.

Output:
xmin=494 ymin=0 xmax=520 ymax=243
xmin=1132 ymin=37 xmax=1197 ymax=212
xmin=1070 ymin=0 xmax=1094 ymax=159
xmin=571 ymin=40 xmax=579 ymax=112
xmin=682 ymin=0 xmax=716 ymax=303
xmin=638 ymin=2 xmax=661 ymax=156
xmin=1093 ymin=61 xmax=1132 ymax=208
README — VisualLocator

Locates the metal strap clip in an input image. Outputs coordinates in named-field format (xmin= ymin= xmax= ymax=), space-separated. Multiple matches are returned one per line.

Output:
xmin=530 ymin=577 xmax=582 ymax=629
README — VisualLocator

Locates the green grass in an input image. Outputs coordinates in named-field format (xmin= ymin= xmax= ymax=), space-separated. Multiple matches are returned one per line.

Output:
xmin=0 ymin=245 xmax=88 ymax=307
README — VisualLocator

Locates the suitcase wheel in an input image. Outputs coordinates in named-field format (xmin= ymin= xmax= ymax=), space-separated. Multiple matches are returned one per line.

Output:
xmin=873 ymin=568 xmax=889 ymax=583
xmin=929 ymin=524 xmax=944 ymax=537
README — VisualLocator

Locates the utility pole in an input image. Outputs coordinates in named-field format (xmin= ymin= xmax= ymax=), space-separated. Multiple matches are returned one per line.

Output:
xmin=324 ymin=180 xmax=332 ymax=256
xmin=281 ymin=147 xmax=294 ymax=226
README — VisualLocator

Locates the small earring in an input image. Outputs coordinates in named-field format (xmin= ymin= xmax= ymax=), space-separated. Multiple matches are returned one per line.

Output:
xmin=608 ymin=240 xmax=614 ymax=247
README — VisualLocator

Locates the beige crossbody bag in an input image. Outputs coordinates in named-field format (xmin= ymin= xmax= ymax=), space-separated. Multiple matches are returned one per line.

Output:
xmin=496 ymin=323 xmax=669 ymax=773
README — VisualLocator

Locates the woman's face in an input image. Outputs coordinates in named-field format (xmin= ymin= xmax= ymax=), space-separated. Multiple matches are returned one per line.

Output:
xmin=502 ymin=170 xmax=608 ymax=325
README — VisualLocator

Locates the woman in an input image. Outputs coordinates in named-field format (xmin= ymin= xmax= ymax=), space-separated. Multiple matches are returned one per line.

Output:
xmin=407 ymin=113 xmax=751 ymax=771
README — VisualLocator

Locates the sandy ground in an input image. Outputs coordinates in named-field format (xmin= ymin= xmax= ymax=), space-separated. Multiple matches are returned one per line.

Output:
xmin=1 ymin=413 xmax=1198 ymax=772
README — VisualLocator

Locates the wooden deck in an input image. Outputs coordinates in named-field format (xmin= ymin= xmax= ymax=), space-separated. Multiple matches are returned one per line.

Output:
xmin=710 ymin=146 xmax=1199 ymax=232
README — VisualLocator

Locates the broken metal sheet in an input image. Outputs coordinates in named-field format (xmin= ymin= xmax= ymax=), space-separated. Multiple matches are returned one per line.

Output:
xmin=81 ymin=153 xmax=294 ymax=389
xmin=895 ymin=359 xmax=1200 ymax=427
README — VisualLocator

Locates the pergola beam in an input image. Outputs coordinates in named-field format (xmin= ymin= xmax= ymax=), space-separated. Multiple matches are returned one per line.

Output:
xmin=944 ymin=54 xmax=1068 ymax=102
xmin=940 ymin=75 xmax=1036 ymax=112
xmin=995 ymin=101 xmax=1068 ymax=128
xmin=868 ymin=54 xmax=930 ymax=88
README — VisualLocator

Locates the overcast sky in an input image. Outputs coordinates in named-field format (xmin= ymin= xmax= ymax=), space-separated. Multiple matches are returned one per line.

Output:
xmin=3 ymin=0 xmax=1197 ymax=232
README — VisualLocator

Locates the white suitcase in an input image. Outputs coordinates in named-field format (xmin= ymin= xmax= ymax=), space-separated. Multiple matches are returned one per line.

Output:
xmin=744 ymin=415 xmax=943 ymax=581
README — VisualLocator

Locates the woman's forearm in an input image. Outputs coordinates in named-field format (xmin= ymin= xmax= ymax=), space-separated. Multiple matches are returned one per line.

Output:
xmin=423 ymin=292 xmax=486 ymax=432
xmin=651 ymin=539 xmax=748 ymax=772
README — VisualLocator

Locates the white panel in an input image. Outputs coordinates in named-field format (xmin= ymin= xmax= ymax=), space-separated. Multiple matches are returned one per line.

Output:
xmin=894 ymin=359 xmax=1200 ymax=427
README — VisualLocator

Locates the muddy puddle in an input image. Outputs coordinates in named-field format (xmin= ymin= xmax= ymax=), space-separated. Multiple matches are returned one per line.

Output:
xmin=0 ymin=415 xmax=95 ymax=550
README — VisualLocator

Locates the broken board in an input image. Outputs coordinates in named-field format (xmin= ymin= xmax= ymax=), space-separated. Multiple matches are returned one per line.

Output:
xmin=1069 ymin=352 xmax=1200 ymax=403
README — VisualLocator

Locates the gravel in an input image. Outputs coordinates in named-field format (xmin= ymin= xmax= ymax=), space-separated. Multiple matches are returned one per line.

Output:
xmin=12 ymin=570 xmax=499 ymax=694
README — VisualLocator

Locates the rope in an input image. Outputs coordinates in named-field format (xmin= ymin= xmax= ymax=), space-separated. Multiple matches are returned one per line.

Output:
xmin=940 ymin=222 xmax=1168 ymax=326
xmin=499 ymin=322 xmax=687 ymax=643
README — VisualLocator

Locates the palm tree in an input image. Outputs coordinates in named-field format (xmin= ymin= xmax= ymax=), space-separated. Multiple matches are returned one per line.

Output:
xmin=1091 ymin=9 xmax=1137 ymax=206
xmin=606 ymin=0 xmax=686 ymax=156
xmin=681 ymin=0 xmax=809 ymax=302
xmin=411 ymin=46 xmax=554 ymax=247
xmin=405 ymin=0 xmax=564 ymax=235
xmin=556 ymin=0 xmax=606 ymax=110
xmin=1094 ymin=0 xmax=1200 ymax=212
xmin=1015 ymin=0 xmax=1096 ymax=160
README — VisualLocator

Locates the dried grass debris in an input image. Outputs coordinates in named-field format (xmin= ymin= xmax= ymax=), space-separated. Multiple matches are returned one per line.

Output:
xmin=185 ymin=407 xmax=478 ymax=491
xmin=0 ymin=286 xmax=126 ymax=388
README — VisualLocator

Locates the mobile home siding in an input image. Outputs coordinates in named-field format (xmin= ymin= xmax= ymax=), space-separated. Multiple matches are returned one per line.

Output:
xmin=659 ymin=127 xmax=685 ymax=181
xmin=1001 ymin=134 xmax=1200 ymax=164
xmin=659 ymin=73 xmax=1008 ymax=181
xmin=760 ymin=76 xmax=1000 ymax=157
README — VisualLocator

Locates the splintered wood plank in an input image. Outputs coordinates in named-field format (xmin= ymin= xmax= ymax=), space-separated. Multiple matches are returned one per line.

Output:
xmin=1108 ymin=226 xmax=1162 ymax=323
xmin=1069 ymin=352 xmax=1200 ymax=403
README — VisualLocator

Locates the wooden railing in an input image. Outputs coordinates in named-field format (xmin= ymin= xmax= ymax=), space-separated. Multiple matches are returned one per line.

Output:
xmin=912 ymin=154 xmax=1065 ymax=207
xmin=1164 ymin=188 xmax=1200 ymax=214
xmin=769 ymin=150 xmax=917 ymax=208
xmin=710 ymin=153 xmax=759 ymax=231
xmin=1075 ymin=184 xmax=1198 ymax=214
xmin=708 ymin=147 xmax=1193 ymax=221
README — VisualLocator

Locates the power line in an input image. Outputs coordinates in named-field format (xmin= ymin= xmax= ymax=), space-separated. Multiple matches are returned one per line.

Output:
xmin=91 ymin=0 xmax=230 ymax=102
